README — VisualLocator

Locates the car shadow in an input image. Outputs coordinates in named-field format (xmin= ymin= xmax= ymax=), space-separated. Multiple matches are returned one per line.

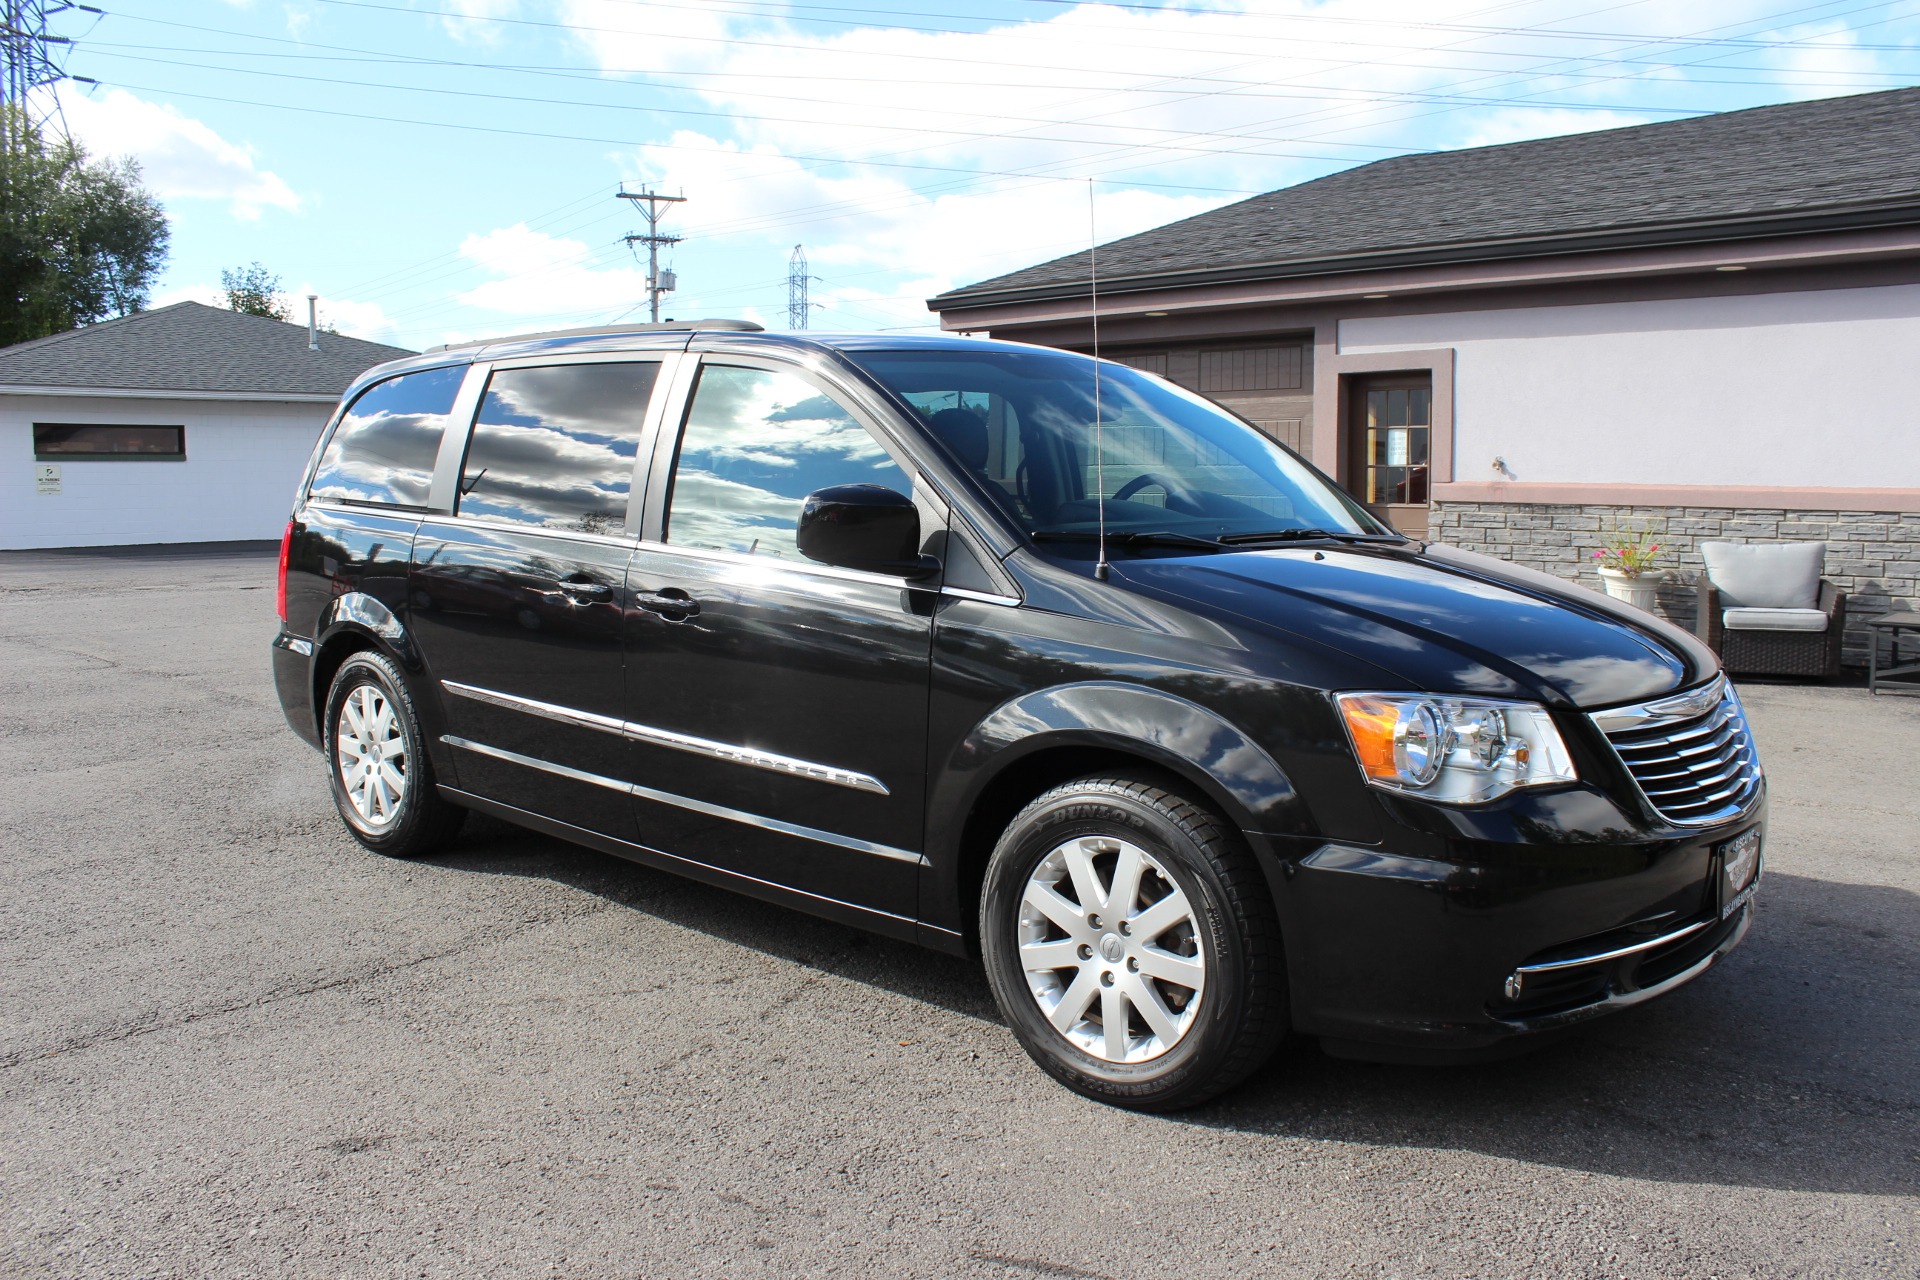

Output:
xmin=427 ymin=815 xmax=1918 ymax=1198
xmin=424 ymin=813 xmax=1002 ymax=1022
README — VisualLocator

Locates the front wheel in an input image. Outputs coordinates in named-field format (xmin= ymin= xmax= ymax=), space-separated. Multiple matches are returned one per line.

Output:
xmin=979 ymin=774 xmax=1288 ymax=1111
xmin=323 ymin=650 xmax=466 ymax=857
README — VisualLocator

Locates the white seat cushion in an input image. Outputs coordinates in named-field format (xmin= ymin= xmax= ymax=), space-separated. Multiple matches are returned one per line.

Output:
xmin=1700 ymin=541 xmax=1824 ymax=609
xmin=1723 ymin=607 xmax=1829 ymax=632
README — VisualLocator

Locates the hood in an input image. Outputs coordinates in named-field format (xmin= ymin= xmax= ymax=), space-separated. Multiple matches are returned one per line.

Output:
xmin=1117 ymin=541 xmax=1715 ymax=708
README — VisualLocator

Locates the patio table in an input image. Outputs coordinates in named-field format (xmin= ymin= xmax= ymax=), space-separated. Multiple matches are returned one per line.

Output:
xmin=1866 ymin=610 xmax=1920 ymax=696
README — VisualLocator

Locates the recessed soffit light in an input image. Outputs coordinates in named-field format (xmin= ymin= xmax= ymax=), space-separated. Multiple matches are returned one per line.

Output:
xmin=1363 ymin=293 xmax=1391 ymax=299
xmin=1716 ymin=265 xmax=1748 ymax=272
xmin=1143 ymin=310 xmax=1169 ymax=317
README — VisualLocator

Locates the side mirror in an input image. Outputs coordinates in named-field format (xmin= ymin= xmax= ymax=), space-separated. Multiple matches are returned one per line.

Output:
xmin=796 ymin=484 xmax=939 ymax=579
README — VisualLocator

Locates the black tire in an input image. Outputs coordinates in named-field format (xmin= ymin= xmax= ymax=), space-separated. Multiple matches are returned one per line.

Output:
xmin=322 ymin=649 xmax=466 ymax=858
xmin=979 ymin=773 xmax=1288 ymax=1111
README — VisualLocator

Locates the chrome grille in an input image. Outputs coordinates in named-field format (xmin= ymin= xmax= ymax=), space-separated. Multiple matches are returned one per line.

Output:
xmin=1591 ymin=678 xmax=1763 ymax=826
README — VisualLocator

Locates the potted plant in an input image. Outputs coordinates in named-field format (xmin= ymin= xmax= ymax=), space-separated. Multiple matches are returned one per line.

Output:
xmin=1592 ymin=524 xmax=1663 ymax=609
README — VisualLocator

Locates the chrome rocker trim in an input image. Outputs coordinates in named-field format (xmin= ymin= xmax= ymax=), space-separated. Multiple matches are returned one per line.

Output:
xmin=441 ymin=735 xmax=927 ymax=867
xmin=441 ymin=680 xmax=890 ymax=796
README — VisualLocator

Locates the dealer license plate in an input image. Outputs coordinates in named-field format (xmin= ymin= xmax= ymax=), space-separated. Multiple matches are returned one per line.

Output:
xmin=1717 ymin=827 xmax=1763 ymax=919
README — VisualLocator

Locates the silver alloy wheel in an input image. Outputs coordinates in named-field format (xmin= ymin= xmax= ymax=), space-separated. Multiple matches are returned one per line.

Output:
xmin=1017 ymin=835 xmax=1206 ymax=1064
xmin=335 ymin=682 xmax=408 ymax=828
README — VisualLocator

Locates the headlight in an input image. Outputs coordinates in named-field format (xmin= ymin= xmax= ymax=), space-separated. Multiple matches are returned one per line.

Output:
xmin=1334 ymin=692 xmax=1577 ymax=804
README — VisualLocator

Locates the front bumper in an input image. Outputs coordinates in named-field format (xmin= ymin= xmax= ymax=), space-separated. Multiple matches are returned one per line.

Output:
xmin=1274 ymin=790 xmax=1765 ymax=1061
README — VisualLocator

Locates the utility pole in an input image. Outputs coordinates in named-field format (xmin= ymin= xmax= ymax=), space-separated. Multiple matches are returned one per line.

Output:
xmin=787 ymin=244 xmax=813 ymax=330
xmin=617 ymin=187 xmax=685 ymax=323
xmin=2 ymin=2 xmax=98 ymax=157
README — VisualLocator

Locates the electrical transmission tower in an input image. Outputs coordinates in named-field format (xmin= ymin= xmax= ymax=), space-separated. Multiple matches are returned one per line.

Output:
xmin=1 ymin=1 xmax=96 ymax=156
xmin=617 ymin=187 xmax=685 ymax=323
xmin=787 ymin=244 xmax=813 ymax=330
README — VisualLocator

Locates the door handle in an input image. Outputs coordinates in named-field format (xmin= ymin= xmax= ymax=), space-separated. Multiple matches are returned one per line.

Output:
xmin=557 ymin=579 xmax=612 ymax=602
xmin=635 ymin=587 xmax=700 ymax=620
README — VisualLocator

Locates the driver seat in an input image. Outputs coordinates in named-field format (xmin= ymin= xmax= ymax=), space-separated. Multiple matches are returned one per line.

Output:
xmin=926 ymin=407 xmax=989 ymax=474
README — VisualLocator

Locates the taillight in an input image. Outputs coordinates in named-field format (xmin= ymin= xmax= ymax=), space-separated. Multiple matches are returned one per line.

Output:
xmin=276 ymin=520 xmax=294 ymax=623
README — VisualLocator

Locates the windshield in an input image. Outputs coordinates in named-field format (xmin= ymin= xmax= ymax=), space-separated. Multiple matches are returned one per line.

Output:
xmin=848 ymin=347 xmax=1389 ymax=544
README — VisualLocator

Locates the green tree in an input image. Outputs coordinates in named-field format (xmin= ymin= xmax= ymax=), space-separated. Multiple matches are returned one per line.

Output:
xmin=0 ymin=111 xmax=170 ymax=346
xmin=220 ymin=261 xmax=289 ymax=321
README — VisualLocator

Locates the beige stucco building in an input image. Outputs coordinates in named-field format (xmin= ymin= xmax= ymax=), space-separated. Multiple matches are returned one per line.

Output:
xmin=929 ymin=88 xmax=1920 ymax=663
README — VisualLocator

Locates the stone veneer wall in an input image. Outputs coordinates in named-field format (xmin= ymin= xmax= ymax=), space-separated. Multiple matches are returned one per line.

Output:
xmin=1427 ymin=503 xmax=1920 ymax=669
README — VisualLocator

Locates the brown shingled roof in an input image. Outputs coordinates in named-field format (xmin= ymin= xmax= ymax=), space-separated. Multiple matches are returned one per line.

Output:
xmin=933 ymin=86 xmax=1920 ymax=309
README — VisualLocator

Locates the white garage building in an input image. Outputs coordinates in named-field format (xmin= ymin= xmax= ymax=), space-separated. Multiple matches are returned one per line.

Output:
xmin=1 ymin=302 xmax=412 ymax=550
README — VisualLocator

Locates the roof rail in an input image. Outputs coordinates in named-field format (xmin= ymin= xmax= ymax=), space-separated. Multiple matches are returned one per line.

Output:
xmin=427 ymin=318 xmax=764 ymax=353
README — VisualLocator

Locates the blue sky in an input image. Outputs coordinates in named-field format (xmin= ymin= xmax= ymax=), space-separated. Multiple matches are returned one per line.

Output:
xmin=42 ymin=0 xmax=1920 ymax=351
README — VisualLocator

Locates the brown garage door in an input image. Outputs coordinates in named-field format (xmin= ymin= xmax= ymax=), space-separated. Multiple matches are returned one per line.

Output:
xmin=1112 ymin=340 xmax=1313 ymax=460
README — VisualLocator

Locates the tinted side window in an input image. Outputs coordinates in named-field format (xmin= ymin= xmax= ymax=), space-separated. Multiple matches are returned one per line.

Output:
xmin=665 ymin=365 xmax=910 ymax=561
xmin=457 ymin=362 xmax=659 ymax=535
xmin=310 ymin=365 xmax=465 ymax=507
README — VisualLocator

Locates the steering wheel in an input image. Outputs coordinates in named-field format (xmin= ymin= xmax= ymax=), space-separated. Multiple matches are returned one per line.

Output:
xmin=1111 ymin=471 xmax=1208 ymax=516
xmin=1112 ymin=472 xmax=1179 ymax=503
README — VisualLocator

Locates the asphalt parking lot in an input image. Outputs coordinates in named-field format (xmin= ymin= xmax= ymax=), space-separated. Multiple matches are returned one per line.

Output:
xmin=1 ymin=543 xmax=1916 ymax=1280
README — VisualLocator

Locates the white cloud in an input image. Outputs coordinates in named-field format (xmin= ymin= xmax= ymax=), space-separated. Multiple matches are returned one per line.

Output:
xmin=455 ymin=223 xmax=651 ymax=317
xmin=624 ymin=131 xmax=1221 ymax=317
xmin=1456 ymin=108 xmax=1657 ymax=151
xmin=316 ymin=0 xmax=1894 ymax=342
xmin=437 ymin=0 xmax=522 ymax=43
xmin=148 ymin=281 xmax=399 ymax=344
xmin=563 ymin=0 xmax=1695 ymax=183
xmin=1758 ymin=21 xmax=1899 ymax=100
xmin=58 ymin=87 xmax=299 ymax=220
xmin=550 ymin=0 xmax=1825 ymax=330
xmin=309 ymin=294 xmax=402 ymax=344
xmin=150 ymin=283 xmax=227 ymax=309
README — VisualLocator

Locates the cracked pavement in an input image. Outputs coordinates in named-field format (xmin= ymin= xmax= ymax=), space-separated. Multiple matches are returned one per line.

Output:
xmin=1 ymin=543 xmax=1916 ymax=1279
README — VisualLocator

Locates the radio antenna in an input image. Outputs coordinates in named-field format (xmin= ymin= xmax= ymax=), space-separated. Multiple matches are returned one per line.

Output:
xmin=1089 ymin=178 xmax=1109 ymax=583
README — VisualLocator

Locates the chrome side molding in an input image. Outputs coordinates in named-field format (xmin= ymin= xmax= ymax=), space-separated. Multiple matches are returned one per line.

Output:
xmin=441 ymin=735 xmax=927 ymax=866
xmin=440 ymin=680 xmax=889 ymax=796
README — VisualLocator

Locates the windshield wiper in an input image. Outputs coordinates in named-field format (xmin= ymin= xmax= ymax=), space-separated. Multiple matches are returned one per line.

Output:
xmin=1214 ymin=528 xmax=1401 ymax=546
xmin=1031 ymin=529 xmax=1227 ymax=553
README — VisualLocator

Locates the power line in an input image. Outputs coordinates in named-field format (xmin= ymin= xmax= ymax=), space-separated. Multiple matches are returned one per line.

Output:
xmin=270 ymin=0 xmax=1920 ymax=56
xmin=81 ymin=47 xmax=1544 ymax=166
xmin=86 ymin=0 xmax=1918 ymax=344
xmin=81 ymin=0 xmax=1914 ymax=214
xmin=88 ymin=24 xmax=1919 ymax=93
xmin=90 ymin=77 xmax=1270 ymax=196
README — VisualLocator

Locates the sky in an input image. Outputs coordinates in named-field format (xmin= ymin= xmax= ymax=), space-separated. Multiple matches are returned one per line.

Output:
xmin=31 ymin=0 xmax=1920 ymax=352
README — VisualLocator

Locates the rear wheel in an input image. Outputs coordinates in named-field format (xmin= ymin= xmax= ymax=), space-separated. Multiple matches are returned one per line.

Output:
xmin=323 ymin=650 xmax=465 ymax=857
xmin=979 ymin=774 xmax=1288 ymax=1110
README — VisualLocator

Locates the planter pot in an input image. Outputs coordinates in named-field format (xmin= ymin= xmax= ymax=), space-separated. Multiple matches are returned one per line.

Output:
xmin=1598 ymin=567 xmax=1659 ymax=610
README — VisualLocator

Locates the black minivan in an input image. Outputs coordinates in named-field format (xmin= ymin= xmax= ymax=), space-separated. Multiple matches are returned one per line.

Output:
xmin=272 ymin=321 xmax=1763 ymax=1110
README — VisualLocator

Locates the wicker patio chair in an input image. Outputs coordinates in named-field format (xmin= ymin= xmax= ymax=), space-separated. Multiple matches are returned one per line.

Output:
xmin=1693 ymin=541 xmax=1846 ymax=679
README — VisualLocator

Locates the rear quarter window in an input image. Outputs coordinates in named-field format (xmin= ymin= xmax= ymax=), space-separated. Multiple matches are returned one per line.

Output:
xmin=309 ymin=365 xmax=466 ymax=507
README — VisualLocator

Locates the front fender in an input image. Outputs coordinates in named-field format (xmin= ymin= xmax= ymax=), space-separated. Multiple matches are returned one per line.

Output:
xmin=942 ymin=680 xmax=1313 ymax=841
xmin=918 ymin=681 xmax=1319 ymax=948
